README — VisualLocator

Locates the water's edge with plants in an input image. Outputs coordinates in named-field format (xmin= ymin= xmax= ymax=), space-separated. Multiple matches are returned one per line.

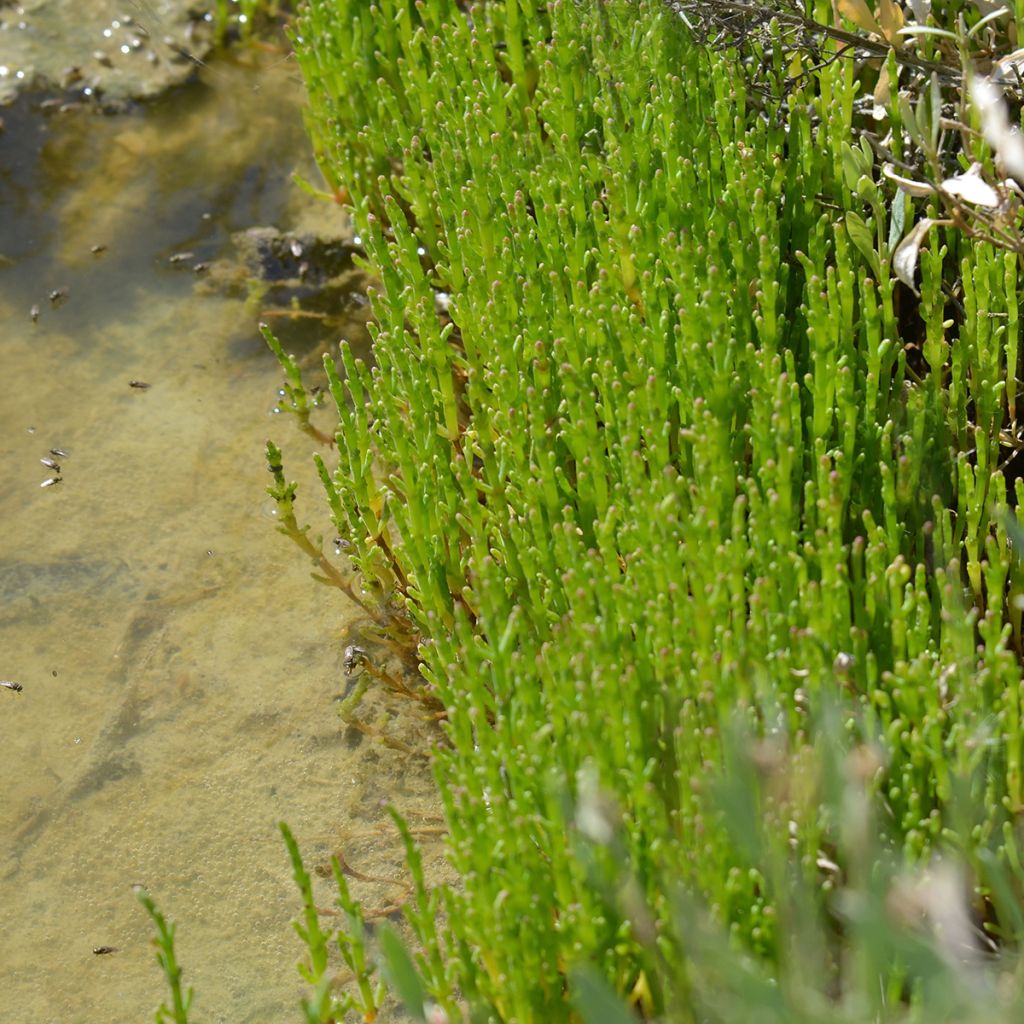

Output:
xmin=0 ymin=12 xmax=445 ymax=1021
xmin=11 ymin=0 xmax=1024 ymax=1021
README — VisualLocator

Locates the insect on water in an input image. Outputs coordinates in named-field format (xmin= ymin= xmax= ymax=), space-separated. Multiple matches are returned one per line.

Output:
xmin=1 ymin=680 xmax=24 ymax=693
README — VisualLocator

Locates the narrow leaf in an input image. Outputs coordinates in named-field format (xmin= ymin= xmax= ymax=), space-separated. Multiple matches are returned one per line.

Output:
xmin=845 ymin=211 xmax=881 ymax=275
xmin=570 ymin=966 xmax=638 ymax=1024
xmin=882 ymin=163 xmax=936 ymax=197
xmin=842 ymin=142 xmax=867 ymax=190
xmin=377 ymin=925 xmax=427 ymax=1021
xmin=887 ymin=191 xmax=906 ymax=253
xmin=872 ymin=64 xmax=892 ymax=121
xmin=898 ymin=93 xmax=923 ymax=148
xmin=968 ymin=7 xmax=1012 ymax=40
xmin=897 ymin=24 xmax=958 ymax=40
xmin=877 ymin=0 xmax=905 ymax=44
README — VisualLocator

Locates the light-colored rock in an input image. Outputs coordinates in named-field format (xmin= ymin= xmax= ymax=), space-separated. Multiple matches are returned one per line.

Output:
xmin=0 ymin=0 xmax=214 ymax=105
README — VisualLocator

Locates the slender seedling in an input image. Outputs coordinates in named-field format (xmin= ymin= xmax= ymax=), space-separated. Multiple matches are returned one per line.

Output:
xmin=134 ymin=886 xmax=194 ymax=1024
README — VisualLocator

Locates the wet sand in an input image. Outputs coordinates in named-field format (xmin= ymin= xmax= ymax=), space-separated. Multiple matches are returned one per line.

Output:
xmin=0 ymin=49 xmax=444 ymax=1023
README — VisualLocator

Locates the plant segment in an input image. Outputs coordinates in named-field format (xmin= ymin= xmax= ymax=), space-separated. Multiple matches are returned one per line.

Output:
xmin=277 ymin=0 xmax=1024 ymax=1017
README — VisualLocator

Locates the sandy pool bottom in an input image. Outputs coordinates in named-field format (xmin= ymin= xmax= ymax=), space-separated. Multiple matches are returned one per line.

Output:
xmin=0 ymin=49 xmax=445 ymax=1023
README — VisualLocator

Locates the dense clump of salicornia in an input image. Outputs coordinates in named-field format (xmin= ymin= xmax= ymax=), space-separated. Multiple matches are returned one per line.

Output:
xmin=260 ymin=0 xmax=1024 ymax=1017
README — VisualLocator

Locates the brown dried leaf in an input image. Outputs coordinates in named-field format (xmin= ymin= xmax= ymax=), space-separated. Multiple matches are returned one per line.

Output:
xmin=837 ymin=0 xmax=881 ymax=34
xmin=877 ymin=0 xmax=905 ymax=44
xmin=872 ymin=64 xmax=891 ymax=120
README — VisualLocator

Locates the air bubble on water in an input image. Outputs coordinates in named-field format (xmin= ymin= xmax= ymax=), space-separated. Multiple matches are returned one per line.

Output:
xmin=103 ymin=27 xmax=112 ymax=37
xmin=83 ymin=86 xmax=93 ymax=95
xmin=278 ymin=388 xmax=286 ymax=397
xmin=272 ymin=406 xmax=281 ymax=414
xmin=353 ymin=235 xmax=362 ymax=245
xmin=15 ymin=69 xmax=24 ymax=78
xmin=239 ymin=13 xmax=248 ymax=22
xmin=417 ymin=246 xmax=426 ymax=256
xmin=0 ymin=66 xmax=8 ymax=77
xmin=120 ymin=44 xmax=130 ymax=54
xmin=111 ymin=19 xmax=120 ymax=28
xmin=258 ymin=497 xmax=281 ymax=520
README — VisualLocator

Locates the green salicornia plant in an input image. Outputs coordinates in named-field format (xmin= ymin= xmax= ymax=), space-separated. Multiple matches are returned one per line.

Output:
xmin=280 ymin=822 xmax=386 ymax=1022
xmin=264 ymin=432 xmax=433 ymax=740
xmin=263 ymin=323 xmax=334 ymax=447
xmin=251 ymin=0 xmax=1024 ymax=1016
xmin=136 ymin=886 xmax=194 ymax=1024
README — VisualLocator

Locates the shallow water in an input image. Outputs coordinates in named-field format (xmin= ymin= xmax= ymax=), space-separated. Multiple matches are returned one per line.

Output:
xmin=0 ymin=50 xmax=442 ymax=1023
